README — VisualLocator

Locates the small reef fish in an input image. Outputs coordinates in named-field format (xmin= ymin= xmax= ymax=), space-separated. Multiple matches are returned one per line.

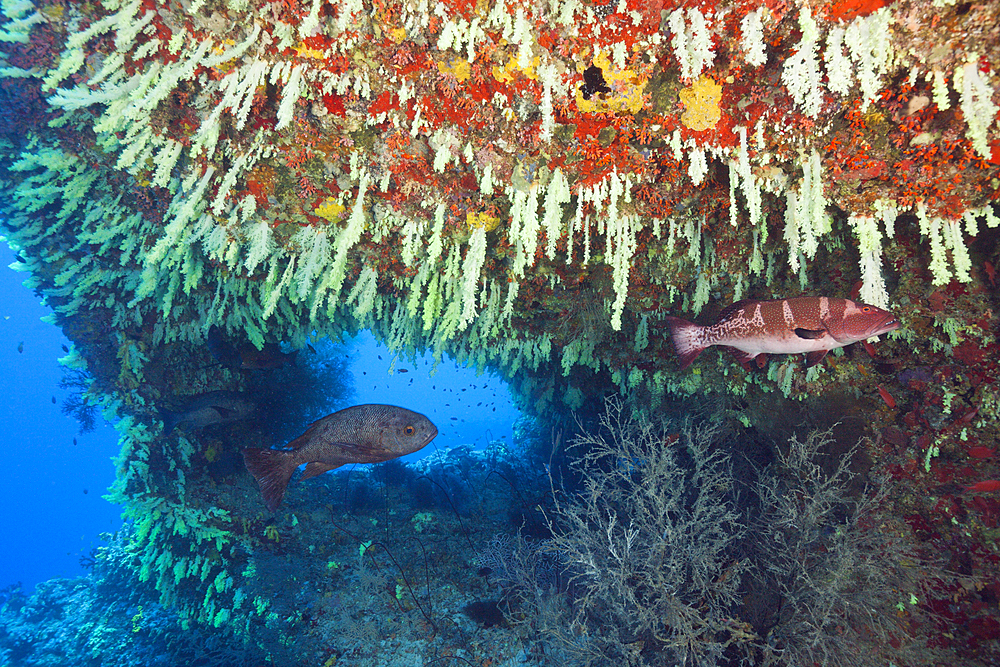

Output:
xmin=206 ymin=325 xmax=296 ymax=370
xmin=664 ymin=297 xmax=900 ymax=370
xmin=877 ymin=385 xmax=896 ymax=409
xmin=967 ymin=447 xmax=996 ymax=459
xmin=966 ymin=480 xmax=1000 ymax=493
xmin=160 ymin=391 xmax=257 ymax=435
xmin=243 ymin=404 xmax=438 ymax=511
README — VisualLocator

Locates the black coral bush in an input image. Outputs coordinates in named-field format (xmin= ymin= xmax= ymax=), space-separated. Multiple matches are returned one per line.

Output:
xmin=754 ymin=429 xmax=942 ymax=667
xmin=543 ymin=397 xmax=751 ymax=666
xmin=501 ymin=399 xmax=949 ymax=667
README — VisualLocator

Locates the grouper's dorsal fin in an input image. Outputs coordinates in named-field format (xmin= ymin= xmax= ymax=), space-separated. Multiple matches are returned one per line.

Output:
xmin=794 ymin=328 xmax=826 ymax=340
xmin=715 ymin=299 xmax=754 ymax=324
xmin=301 ymin=461 xmax=343 ymax=480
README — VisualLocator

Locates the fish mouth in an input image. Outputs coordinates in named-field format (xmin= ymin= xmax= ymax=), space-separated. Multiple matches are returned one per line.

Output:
xmin=425 ymin=424 xmax=439 ymax=444
xmin=869 ymin=315 xmax=901 ymax=338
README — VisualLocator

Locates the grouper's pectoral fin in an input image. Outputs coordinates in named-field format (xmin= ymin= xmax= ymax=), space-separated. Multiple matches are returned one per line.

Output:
xmin=302 ymin=461 xmax=343 ymax=480
xmin=794 ymin=328 xmax=827 ymax=340
xmin=804 ymin=350 xmax=829 ymax=367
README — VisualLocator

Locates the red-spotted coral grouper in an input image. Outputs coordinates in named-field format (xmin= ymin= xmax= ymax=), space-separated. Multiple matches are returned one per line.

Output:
xmin=244 ymin=404 xmax=438 ymax=511
xmin=664 ymin=297 xmax=900 ymax=370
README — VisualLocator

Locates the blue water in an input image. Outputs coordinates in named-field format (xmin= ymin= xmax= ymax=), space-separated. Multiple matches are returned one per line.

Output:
xmin=0 ymin=248 xmax=122 ymax=591
xmin=0 ymin=248 xmax=521 ymax=593
xmin=349 ymin=330 xmax=521 ymax=455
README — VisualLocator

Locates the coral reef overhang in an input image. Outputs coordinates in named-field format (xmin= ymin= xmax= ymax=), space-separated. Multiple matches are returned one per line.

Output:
xmin=2 ymin=0 xmax=999 ymax=408
xmin=2 ymin=0 xmax=1000 ymax=658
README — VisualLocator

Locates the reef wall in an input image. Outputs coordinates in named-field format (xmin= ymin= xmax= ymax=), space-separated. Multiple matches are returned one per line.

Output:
xmin=1 ymin=0 xmax=999 ymax=659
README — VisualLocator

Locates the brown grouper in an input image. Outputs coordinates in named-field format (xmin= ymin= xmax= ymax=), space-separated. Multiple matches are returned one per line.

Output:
xmin=664 ymin=296 xmax=900 ymax=370
xmin=161 ymin=391 xmax=256 ymax=435
xmin=244 ymin=404 xmax=438 ymax=510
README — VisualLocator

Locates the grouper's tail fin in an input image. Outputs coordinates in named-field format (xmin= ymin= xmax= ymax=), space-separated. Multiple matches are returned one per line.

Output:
xmin=243 ymin=448 xmax=299 ymax=511
xmin=663 ymin=316 xmax=705 ymax=370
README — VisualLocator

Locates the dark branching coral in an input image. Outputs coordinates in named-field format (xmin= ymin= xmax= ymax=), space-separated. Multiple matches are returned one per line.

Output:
xmin=754 ymin=429 xmax=950 ymax=667
xmin=58 ymin=368 xmax=99 ymax=434
xmin=499 ymin=398 xmax=963 ymax=667
xmin=475 ymin=533 xmax=560 ymax=603
xmin=540 ymin=397 xmax=750 ymax=666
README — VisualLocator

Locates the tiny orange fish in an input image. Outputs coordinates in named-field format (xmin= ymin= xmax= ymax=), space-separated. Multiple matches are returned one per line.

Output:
xmin=967 ymin=447 xmax=996 ymax=459
xmin=877 ymin=385 xmax=896 ymax=409
xmin=966 ymin=480 xmax=1000 ymax=493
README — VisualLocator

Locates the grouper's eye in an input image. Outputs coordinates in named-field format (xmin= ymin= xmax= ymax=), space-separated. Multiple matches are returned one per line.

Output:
xmin=404 ymin=425 xmax=415 ymax=435
xmin=861 ymin=306 xmax=872 ymax=313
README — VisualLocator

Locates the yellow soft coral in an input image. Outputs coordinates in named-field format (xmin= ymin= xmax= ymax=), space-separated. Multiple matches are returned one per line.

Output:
xmin=575 ymin=51 xmax=646 ymax=115
xmin=679 ymin=75 xmax=722 ymax=131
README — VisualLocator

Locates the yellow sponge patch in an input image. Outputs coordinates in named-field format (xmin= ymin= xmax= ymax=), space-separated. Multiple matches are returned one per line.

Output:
xmin=679 ymin=75 xmax=722 ymax=131
xmin=492 ymin=54 xmax=539 ymax=83
xmin=314 ymin=199 xmax=346 ymax=221
xmin=575 ymin=51 xmax=647 ymax=115
xmin=467 ymin=211 xmax=499 ymax=231
xmin=438 ymin=58 xmax=471 ymax=82
xmin=293 ymin=43 xmax=325 ymax=60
